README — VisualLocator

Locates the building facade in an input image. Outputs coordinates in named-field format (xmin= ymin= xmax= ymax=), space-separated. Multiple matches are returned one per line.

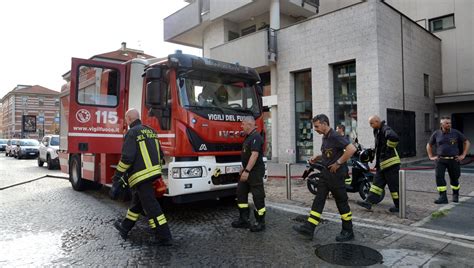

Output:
xmin=164 ymin=0 xmax=452 ymax=163
xmin=1 ymin=85 xmax=60 ymax=139
xmin=385 ymin=0 xmax=474 ymax=154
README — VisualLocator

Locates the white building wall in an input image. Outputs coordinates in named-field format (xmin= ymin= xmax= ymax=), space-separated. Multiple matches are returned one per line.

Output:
xmin=203 ymin=20 xmax=226 ymax=58
xmin=277 ymin=1 xmax=380 ymax=163
xmin=385 ymin=0 xmax=474 ymax=94
xmin=376 ymin=3 xmax=442 ymax=158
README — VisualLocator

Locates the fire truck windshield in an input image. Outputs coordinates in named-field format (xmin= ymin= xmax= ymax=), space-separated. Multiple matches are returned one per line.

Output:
xmin=177 ymin=75 xmax=261 ymax=118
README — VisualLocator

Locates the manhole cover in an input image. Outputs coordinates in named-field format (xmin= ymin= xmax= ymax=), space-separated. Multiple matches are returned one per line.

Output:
xmin=315 ymin=243 xmax=383 ymax=266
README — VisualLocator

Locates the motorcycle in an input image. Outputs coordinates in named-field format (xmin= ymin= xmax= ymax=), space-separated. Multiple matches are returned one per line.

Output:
xmin=301 ymin=145 xmax=385 ymax=202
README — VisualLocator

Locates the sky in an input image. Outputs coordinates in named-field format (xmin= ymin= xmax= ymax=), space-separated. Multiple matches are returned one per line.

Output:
xmin=0 ymin=0 xmax=201 ymax=99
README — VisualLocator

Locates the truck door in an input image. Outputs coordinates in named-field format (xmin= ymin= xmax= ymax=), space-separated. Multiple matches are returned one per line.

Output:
xmin=68 ymin=58 xmax=126 ymax=154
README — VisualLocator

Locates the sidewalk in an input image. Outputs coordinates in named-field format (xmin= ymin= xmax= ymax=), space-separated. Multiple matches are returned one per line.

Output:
xmin=264 ymin=161 xmax=474 ymax=230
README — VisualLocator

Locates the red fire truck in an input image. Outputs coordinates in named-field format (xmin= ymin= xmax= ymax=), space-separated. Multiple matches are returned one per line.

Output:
xmin=59 ymin=51 xmax=266 ymax=203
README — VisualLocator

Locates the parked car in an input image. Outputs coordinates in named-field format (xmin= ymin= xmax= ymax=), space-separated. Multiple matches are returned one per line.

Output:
xmin=6 ymin=139 xmax=20 ymax=157
xmin=38 ymin=135 xmax=60 ymax=169
xmin=0 ymin=139 xmax=7 ymax=152
xmin=15 ymin=139 xmax=40 ymax=159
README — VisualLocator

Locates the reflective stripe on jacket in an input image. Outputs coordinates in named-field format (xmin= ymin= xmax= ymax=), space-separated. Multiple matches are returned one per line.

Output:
xmin=374 ymin=121 xmax=400 ymax=170
xmin=115 ymin=119 xmax=163 ymax=188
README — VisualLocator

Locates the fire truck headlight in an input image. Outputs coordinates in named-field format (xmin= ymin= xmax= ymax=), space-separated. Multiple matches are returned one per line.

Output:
xmin=172 ymin=167 xmax=203 ymax=178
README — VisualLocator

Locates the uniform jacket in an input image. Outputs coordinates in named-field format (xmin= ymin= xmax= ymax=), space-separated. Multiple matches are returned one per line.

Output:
xmin=115 ymin=119 xmax=164 ymax=188
xmin=374 ymin=121 xmax=400 ymax=170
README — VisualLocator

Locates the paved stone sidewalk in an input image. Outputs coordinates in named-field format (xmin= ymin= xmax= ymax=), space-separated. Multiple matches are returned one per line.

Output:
xmin=265 ymin=162 xmax=474 ymax=226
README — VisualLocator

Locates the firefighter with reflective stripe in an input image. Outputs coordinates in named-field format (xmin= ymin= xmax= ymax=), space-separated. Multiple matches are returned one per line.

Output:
xmin=231 ymin=116 xmax=266 ymax=232
xmin=427 ymin=116 xmax=470 ymax=204
xmin=357 ymin=115 xmax=400 ymax=213
xmin=293 ymin=114 xmax=357 ymax=242
xmin=110 ymin=108 xmax=172 ymax=246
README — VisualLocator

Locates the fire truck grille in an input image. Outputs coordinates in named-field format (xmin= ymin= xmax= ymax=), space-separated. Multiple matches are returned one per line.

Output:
xmin=211 ymin=173 xmax=239 ymax=185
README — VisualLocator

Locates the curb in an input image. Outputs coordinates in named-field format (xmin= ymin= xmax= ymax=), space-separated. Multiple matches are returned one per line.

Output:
xmin=266 ymin=201 xmax=474 ymax=246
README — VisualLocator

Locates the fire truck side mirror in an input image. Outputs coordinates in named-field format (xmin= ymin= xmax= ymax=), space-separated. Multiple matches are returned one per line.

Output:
xmin=145 ymin=67 xmax=166 ymax=109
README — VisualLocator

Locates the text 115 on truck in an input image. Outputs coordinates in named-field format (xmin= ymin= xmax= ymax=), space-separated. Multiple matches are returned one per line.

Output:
xmin=58 ymin=51 xmax=267 ymax=203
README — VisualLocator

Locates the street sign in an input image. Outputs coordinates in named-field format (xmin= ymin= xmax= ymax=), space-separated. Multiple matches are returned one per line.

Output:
xmin=38 ymin=116 xmax=44 ymax=123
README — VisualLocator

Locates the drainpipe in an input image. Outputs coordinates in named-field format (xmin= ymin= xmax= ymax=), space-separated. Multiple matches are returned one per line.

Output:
xmin=400 ymin=15 xmax=405 ymax=111
xmin=270 ymin=0 xmax=280 ymax=162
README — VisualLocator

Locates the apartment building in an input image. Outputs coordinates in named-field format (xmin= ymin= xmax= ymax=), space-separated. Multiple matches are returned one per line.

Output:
xmin=164 ymin=0 xmax=449 ymax=163
xmin=1 ymin=85 xmax=60 ymax=139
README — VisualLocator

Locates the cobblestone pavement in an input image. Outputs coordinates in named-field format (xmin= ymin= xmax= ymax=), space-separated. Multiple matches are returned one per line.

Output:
xmin=1 ymin=154 xmax=474 ymax=267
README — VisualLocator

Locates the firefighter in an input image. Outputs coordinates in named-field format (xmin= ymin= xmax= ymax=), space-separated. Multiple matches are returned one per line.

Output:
xmin=427 ymin=116 xmax=470 ymax=204
xmin=357 ymin=115 xmax=400 ymax=213
xmin=293 ymin=114 xmax=357 ymax=242
xmin=109 ymin=108 xmax=172 ymax=246
xmin=231 ymin=116 xmax=266 ymax=232
xmin=336 ymin=124 xmax=352 ymax=187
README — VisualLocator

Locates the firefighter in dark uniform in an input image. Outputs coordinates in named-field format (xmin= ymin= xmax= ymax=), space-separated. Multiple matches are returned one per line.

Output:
xmin=109 ymin=108 xmax=172 ymax=246
xmin=231 ymin=116 xmax=266 ymax=232
xmin=293 ymin=114 xmax=357 ymax=242
xmin=427 ymin=116 xmax=470 ymax=204
xmin=357 ymin=115 xmax=401 ymax=212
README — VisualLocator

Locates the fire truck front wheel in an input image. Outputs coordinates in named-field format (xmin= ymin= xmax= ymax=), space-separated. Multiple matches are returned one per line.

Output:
xmin=69 ymin=154 xmax=87 ymax=191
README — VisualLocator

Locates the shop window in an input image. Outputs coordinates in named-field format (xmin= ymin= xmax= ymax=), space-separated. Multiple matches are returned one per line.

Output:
xmin=333 ymin=61 xmax=357 ymax=140
xmin=294 ymin=70 xmax=312 ymax=163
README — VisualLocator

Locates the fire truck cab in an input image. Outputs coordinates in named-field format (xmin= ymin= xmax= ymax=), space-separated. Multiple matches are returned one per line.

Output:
xmin=59 ymin=51 xmax=266 ymax=203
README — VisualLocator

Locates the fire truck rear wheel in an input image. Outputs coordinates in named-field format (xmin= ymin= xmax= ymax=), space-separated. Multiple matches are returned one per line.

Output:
xmin=70 ymin=154 xmax=87 ymax=191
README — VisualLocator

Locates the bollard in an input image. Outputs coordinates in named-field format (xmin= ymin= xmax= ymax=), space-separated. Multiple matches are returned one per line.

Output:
xmin=286 ymin=163 xmax=292 ymax=200
xmin=399 ymin=170 xmax=406 ymax=219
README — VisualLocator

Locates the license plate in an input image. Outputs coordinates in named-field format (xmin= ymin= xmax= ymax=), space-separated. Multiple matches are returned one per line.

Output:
xmin=29 ymin=152 xmax=36 ymax=155
xmin=225 ymin=165 xmax=241 ymax=174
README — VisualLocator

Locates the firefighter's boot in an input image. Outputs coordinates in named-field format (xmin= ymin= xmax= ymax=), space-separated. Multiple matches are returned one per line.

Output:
xmin=114 ymin=219 xmax=134 ymax=239
xmin=151 ymin=218 xmax=173 ymax=247
xmin=292 ymin=221 xmax=316 ymax=240
xmin=356 ymin=200 xmax=373 ymax=210
xmin=250 ymin=210 xmax=265 ymax=232
xmin=336 ymin=220 xmax=354 ymax=242
xmin=434 ymin=191 xmax=448 ymax=204
xmin=389 ymin=199 xmax=400 ymax=213
xmin=453 ymin=189 xmax=459 ymax=203
xmin=231 ymin=208 xmax=250 ymax=229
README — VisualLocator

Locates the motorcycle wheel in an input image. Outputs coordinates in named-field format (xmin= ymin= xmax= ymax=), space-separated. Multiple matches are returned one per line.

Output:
xmin=306 ymin=173 xmax=320 ymax=195
xmin=359 ymin=179 xmax=385 ymax=203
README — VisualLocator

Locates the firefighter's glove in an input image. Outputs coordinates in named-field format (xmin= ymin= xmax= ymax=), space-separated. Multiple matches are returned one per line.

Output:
xmin=109 ymin=174 xmax=128 ymax=200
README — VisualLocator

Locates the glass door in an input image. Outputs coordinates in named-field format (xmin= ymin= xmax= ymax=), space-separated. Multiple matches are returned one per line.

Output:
xmin=294 ymin=71 xmax=313 ymax=163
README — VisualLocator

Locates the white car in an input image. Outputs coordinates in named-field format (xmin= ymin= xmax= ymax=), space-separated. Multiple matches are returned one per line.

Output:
xmin=38 ymin=135 xmax=60 ymax=169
